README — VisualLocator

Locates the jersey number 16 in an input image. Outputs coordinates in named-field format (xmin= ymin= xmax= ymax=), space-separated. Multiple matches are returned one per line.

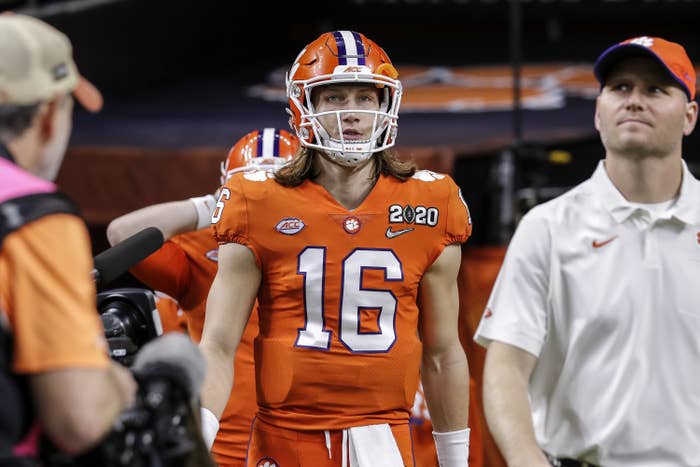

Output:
xmin=295 ymin=247 xmax=402 ymax=353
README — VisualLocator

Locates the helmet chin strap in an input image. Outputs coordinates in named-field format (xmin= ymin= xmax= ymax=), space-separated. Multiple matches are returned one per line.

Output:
xmin=314 ymin=125 xmax=375 ymax=166
xmin=323 ymin=138 xmax=374 ymax=166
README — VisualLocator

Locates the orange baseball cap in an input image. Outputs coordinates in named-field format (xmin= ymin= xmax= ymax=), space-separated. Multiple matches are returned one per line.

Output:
xmin=0 ymin=14 xmax=103 ymax=112
xmin=594 ymin=36 xmax=696 ymax=100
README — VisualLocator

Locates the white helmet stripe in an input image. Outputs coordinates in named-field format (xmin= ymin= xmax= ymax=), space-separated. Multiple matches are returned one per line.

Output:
xmin=261 ymin=127 xmax=277 ymax=157
xmin=338 ymin=30 xmax=360 ymax=66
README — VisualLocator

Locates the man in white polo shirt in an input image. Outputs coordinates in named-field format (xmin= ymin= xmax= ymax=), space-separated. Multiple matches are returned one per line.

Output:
xmin=474 ymin=36 xmax=700 ymax=467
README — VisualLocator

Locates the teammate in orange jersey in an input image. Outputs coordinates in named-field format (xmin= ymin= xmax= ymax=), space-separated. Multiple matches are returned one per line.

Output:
xmin=200 ymin=30 xmax=473 ymax=467
xmin=152 ymin=292 xmax=188 ymax=334
xmin=106 ymin=128 xmax=298 ymax=466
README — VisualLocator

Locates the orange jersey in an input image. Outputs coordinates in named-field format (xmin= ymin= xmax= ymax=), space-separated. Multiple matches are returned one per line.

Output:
xmin=213 ymin=170 xmax=472 ymax=431
xmin=0 ymin=213 xmax=109 ymax=373
xmin=153 ymin=292 xmax=188 ymax=335
xmin=131 ymin=228 xmax=258 ymax=466
xmin=131 ymin=230 xmax=218 ymax=341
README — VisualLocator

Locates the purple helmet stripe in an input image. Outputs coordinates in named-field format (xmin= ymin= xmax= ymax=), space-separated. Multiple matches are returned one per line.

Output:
xmin=350 ymin=31 xmax=366 ymax=65
xmin=256 ymin=128 xmax=264 ymax=156
xmin=333 ymin=31 xmax=347 ymax=65
xmin=273 ymin=129 xmax=280 ymax=157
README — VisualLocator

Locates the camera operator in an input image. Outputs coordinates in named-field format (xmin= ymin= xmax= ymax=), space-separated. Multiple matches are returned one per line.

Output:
xmin=0 ymin=13 xmax=136 ymax=463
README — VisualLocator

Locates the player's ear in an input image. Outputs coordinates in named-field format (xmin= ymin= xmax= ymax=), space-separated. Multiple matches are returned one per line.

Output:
xmin=683 ymin=100 xmax=698 ymax=136
xmin=37 ymin=93 xmax=70 ymax=143
xmin=37 ymin=101 xmax=57 ymax=143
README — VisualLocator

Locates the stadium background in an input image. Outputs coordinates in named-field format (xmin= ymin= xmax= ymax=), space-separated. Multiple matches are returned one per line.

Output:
xmin=11 ymin=0 xmax=692 ymax=247
xmin=5 ymin=1 xmax=699 ymax=465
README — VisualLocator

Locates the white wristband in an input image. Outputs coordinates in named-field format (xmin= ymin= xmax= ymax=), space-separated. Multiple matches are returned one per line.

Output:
xmin=200 ymin=406 xmax=220 ymax=450
xmin=189 ymin=194 xmax=217 ymax=230
xmin=433 ymin=428 xmax=470 ymax=467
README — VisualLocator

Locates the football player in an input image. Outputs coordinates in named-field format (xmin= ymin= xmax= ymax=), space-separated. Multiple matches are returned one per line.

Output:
xmin=200 ymin=31 xmax=473 ymax=466
xmin=106 ymin=127 xmax=298 ymax=466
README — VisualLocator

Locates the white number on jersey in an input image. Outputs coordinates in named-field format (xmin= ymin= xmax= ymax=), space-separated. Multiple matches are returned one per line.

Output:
xmin=295 ymin=247 xmax=402 ymax=353
xmin=211 ymin=188 xmax=230 ymax=224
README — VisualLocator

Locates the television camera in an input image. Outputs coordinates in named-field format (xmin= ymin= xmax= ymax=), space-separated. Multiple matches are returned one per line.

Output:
xmin=43 ymin=228 xmax=214 ymax=467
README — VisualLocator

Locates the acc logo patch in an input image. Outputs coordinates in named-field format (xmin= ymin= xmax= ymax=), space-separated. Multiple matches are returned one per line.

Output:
xmin=276 ymin=217 xmax=305 ymax=235
xmin=255 ymin=458 xmax=279 ymax=467
xmin=205 ymin=248 xmax=219 ymax=262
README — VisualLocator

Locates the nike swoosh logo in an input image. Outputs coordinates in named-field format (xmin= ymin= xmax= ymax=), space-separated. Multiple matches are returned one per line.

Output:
xmin=592 ymin=235 xmax=618 ymax=248
xmin=386 ymin=227 xmax=415 ymax=239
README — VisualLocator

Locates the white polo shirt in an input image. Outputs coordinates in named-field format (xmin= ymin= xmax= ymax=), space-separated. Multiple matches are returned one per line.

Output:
xmin=474 ymin=159 xmax=700 ymax=467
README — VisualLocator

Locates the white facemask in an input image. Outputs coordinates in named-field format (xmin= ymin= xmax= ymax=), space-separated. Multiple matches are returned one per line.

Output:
xmin=287 ymin=71 xmax=402 ymax=167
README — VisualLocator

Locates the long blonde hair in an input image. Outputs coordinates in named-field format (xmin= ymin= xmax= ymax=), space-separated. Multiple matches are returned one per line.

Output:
xmin=274 ymin=147 xmax=416 ymax=187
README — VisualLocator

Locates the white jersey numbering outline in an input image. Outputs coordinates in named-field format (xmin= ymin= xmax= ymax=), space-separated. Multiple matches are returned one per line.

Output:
xmin=295 ymin=247 xmax=402 ymax=353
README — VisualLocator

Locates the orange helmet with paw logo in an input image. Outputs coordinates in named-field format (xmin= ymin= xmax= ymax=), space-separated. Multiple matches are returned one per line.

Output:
xmin=220 ymin=128 xmax=299 ymax=185
xmin=285 ymin=30 xmax=402 ymax=166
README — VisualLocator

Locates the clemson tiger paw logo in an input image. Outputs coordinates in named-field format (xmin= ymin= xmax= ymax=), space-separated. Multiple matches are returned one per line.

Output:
xmin=255 ymin=458 xmax=279 ymax=467
xmin=343 ymin=215 xmax=361 ymax=234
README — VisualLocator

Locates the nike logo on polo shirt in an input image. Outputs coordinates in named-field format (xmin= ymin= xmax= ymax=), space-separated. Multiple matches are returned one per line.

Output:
xmin=385 ymin=226 xmax=415 ymax=239
xmin=592 ymin=236 xmax=618 ymax=248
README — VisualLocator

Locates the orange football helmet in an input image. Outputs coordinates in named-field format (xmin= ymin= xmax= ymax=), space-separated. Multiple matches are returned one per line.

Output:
xmin=285 ymin=30 xmax=402 ymax=166
xmin=220 ymin=128 xmax=299 ymax=185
